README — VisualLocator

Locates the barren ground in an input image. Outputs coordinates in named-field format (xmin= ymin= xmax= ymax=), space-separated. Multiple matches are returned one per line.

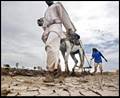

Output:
xmin=1 ymin=72 xmax=119 ymax=96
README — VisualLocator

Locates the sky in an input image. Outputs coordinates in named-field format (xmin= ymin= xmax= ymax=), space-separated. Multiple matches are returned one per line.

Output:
xmin=1 ymin=1 xmax=119 ymax=72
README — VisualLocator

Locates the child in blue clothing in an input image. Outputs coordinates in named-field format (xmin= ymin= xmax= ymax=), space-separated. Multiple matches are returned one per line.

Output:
xmin=91 ymin=48 xmax=107 ymax=74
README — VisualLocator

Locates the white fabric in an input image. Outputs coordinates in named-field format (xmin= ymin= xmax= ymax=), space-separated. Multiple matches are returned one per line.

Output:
xmin=43 ymin=2 xmax=76 ymax=39
xmin=45 ymin=32 xmax=60 ymax=72
xmin=43 ymin=2 xmax=76 ymax=71
xmin=56 ymin=2 xmax=76 ymax=33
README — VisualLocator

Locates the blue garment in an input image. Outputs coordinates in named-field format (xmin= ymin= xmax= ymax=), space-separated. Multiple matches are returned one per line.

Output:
xmin=92 ymin=51 xmax=104 ymax=63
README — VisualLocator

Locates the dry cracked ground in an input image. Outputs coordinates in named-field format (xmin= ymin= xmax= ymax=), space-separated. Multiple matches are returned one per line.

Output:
xmin=1 ymin=73 xmax=119 ymax=96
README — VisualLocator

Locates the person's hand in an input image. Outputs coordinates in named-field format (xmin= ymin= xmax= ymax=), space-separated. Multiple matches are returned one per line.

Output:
xmin=105 ymin=59 xmax=108 ymax=62
xmin=89 ymin=65 xmax=92 ymax=68
xmin=37 ymin=18 xmax=43 ymax=26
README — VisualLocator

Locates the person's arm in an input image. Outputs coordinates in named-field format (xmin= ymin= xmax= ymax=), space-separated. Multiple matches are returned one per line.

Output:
xmin=56 ymin=2 xmax=76 ymax=34
xmin=90 ymin=53 xmax=94 ymax=61
xmin=100 ymin=52 xmax=107 ymax=62
xmin=90 ymin=57 xmax=94 ymax=61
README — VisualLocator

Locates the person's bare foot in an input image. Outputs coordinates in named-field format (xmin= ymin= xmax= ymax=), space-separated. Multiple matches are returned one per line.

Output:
xmin=43 ymin=72 xmax=54 ymax=82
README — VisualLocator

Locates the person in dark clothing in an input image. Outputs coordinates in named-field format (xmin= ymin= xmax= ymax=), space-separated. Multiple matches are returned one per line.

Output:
xmin=91 ymin=48 xmax=107 ymax=74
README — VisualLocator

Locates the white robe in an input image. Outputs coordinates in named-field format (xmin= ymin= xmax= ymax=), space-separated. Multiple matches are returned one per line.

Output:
xmin=43 ymin=2 xmax=76 ymax=72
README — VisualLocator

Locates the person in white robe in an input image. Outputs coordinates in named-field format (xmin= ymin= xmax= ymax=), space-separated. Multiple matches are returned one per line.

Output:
xmin=42 ymin=1 xmax=76 ymax=82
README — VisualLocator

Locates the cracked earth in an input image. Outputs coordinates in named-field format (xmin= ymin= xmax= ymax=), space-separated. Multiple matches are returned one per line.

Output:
xmin=1 ymin=72 xmax=119 ymax=96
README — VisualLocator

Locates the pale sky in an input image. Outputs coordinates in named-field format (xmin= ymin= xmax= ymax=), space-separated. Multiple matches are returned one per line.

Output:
xmin=1 ymin=1 xmax=119 ymax=72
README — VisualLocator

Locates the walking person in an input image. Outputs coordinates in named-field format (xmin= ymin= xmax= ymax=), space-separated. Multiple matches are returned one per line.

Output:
xmin=41 ymin=1 xmax=76 ymax=82
xmin=90 ymin=48 xmax=107 ymax=75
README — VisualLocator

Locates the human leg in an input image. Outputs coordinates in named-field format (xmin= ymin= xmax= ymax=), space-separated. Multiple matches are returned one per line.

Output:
xmin=45 ymin=32 xmax=60 ymax=72
xmin=44 ymin=32 xmax=60 ymax=82
xmin=99 ymin=63 xmax=103 ymax=74
xmin=93 ymin=62 xmax=98 ymax=74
